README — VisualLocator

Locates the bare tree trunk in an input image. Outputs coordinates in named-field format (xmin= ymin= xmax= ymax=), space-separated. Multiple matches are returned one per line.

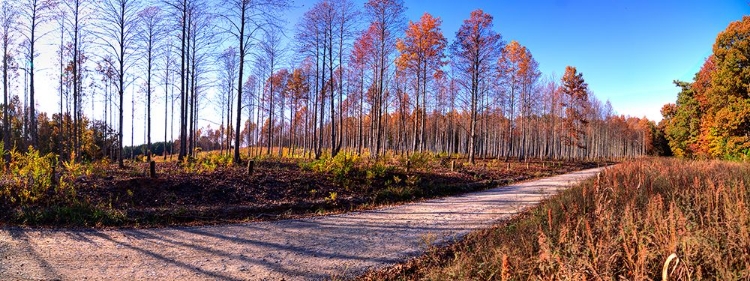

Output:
xmin=72 ymin=0 xmax=80 ymax=160
xmin=28 ymin=1 xmax=38 ymax=148
xmin=357 ymin=67 xmax=365 ymax=155
xmin=178 ymin=0 xmax=187 ymax=162
xmin=1 ymin=7 xmax=10 ymax=167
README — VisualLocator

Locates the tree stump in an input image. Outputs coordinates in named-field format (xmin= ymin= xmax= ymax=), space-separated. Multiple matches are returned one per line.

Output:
xmin=247 ymin=160 xmax=255 ymax=176
xmin=149 ymin=161 xmax=156 ymax=178
xmin=51 ymin=158 xmax=57 ymax=185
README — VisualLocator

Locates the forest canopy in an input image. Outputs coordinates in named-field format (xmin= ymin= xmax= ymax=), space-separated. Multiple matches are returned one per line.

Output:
xmin=660 ymin=16 xmax=750 ymax=160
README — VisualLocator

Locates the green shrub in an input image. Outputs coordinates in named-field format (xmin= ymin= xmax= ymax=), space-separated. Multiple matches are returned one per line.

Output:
xmin=181 ymin=152 xmax=234 ymax=173
xmin=331 ymin=153 xmax=358 ymax=180
xmin=399 ymin=152 xmax=433 ymax=170
xmin=376 ymin=185 xmax=420 ymax=202
xmin=13 ymin=201 xmax=126 ymax=227
xmin=366 ymin=162 xmax=393 ymax=180
xmin=300 ymin=153 xmax=360 ymax=179
xmin=0 ymin=141 xmax=6 ymax=171
xmin=59 ymin=154 xmax=93 ymax=194
xmin=7 ymin=147 xmax=57 ymax=204
xmin=89 ymin=158 xmax=111 ymax=177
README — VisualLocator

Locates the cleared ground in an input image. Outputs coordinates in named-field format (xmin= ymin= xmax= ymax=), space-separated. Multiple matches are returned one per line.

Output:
xmin=0 ymin=167 xmax=603 ymax=280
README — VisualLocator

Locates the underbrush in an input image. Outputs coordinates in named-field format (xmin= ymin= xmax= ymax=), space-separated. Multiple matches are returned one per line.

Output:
xmin=299 ymin=153 xmax=362 ymax=181
xmin=0 ymin=146 xmax=597 ymax=228
xmin=360 ymin=158 xmax=750 ymax=280
xmin=181 ymin=151 xmax=235 ymax=173
xmin=12 ymin=201 xmax=126 ymax=227
xmin=0 ymin=147 xmax=123 ymax=227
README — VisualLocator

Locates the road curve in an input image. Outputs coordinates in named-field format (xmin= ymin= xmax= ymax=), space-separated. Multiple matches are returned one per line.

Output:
xmin=0 ymin=167 xmax=605 ymax=280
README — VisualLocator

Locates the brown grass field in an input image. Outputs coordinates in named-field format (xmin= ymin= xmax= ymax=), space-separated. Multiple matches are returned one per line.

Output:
xmin=360 ymin=158 xmax=750 ymax=280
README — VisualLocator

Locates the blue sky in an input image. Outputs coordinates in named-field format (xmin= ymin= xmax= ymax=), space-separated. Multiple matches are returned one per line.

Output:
xmin=388 ymin=0 xmax=748 ymax=121
xmin=287 ymin=0 xmax=748 ymax=121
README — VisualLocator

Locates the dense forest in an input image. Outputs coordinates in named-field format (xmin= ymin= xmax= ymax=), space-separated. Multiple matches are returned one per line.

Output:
xmin=0 ymin=0 xmax=655 ymax=168
xmin=660 ymin=16 xmax=750 ymax=160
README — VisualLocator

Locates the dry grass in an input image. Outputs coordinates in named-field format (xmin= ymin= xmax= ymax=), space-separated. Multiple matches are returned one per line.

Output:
xmin=359 ymin=158 xmax=750 ymax=280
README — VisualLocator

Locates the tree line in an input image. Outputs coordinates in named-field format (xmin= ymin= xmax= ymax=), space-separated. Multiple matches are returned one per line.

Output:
xmin=660 ymin=16 xmax=750 ymax=160
xmin=0 ymin=0 xmax=655 ymax=168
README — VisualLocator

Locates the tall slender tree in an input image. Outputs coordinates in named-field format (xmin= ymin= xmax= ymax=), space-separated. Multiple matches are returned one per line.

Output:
xmin=219 ymin=0 xmax=288 ymax=164
xmin=333 ymin=0 xmax=358 ymax=156
xmin=161 ymin=36 xmax=175 ymax=160
xmin=451 ymin=9 xmax=502 ymax=164
xmin=0 ymin=1 xmax=17 ymax=167
xmin=218 ymin=47 xmax=238 ymax=155
xmin=94 ymin=0 xmax=139 ymax=167
xmin=350 ymin=25 xmax=375 ymax=156
xmin=137 ymin=5 xmax=163 ymax=162
xmin=257 ymin=28 xmax=284 ymax=155
xmin=497 ymin=40 xmax=539 ymax=160
xmin=296 ymin=2 xmax=326 ymax=158
xmin=560 ymin=65 xmax=589 ymax=159
xmin=287 ymin=67 xmax=309 ymax=156
xmin=161 ymin=0 xmax=188 ymax=161
xmin=61 ymin=0 xmax=89 ymax=160
xmin=19 ymin=0 xmax=54 ymax=148
xmin=55 ymin=6 xmax=66 ymax=158
xmin=364 ymin=0 xmax=405 ymax=158
xmin=185 ymin=0 xmax=216 ymax=157
xmin=396 ymin=12 xmax=446 ymax=154
xmin=241 ymin=73 xmax=256 ymax=155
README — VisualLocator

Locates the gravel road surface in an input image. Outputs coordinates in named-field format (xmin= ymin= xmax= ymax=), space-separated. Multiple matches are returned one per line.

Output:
xmin=0 ymin=167 xmax=604 ymax=280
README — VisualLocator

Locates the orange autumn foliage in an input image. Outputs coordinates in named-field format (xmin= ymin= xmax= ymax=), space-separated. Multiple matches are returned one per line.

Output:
xmin=661 ymin=16 xmax=750 ymax=159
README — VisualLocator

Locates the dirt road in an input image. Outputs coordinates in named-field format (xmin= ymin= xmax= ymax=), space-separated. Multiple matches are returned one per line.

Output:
xmin=0 ymin=167 xmax=604 ymax=280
